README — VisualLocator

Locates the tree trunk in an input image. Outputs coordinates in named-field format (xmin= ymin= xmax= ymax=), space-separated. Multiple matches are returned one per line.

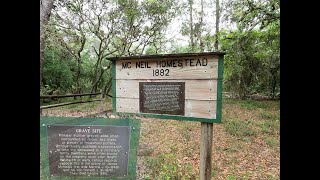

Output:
xmin=188 ymin=0 xmax=194 ymax=51
xmin=76 ymin=58 xmax=81 ymax=94
xmin=75 ymin=35 xmax=86 ymax=96
xmin=40 ymin=0 xmax=54 ymax=88
xmin=40 ymin=31 xmax=45 ymax=88
xmin=91 ymin=68 xmax=104 ymax=93
xmin=92 ymin=66 xmax=110 ymax=93
xmin=102 ymin=77 xmax=112 ymax=98
xmin=199 ymin=0 xmax=204 ymax=52
xmin=214 ymin=0 xmax=220 ymax=50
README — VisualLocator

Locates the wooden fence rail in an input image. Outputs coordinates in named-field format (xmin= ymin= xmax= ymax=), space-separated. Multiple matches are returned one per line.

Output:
xmin=40 ymin=99 xmax=103 ymax=110
xmin=40 ymin=91 xmax=112 ymax=113
xmin=40 ymin=92 xmax=101 ymax=99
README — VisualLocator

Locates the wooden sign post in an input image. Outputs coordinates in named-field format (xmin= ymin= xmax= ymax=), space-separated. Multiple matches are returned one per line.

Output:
xmin=108 ymin=52 xmax=225 ymax=179
xmin=200 ymin=122 xmax=214 ymax=180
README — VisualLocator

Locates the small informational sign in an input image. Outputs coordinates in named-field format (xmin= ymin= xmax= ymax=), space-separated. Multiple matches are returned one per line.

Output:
xmin=40 ymin=117 xmax=141 ymax=180
xmin=47 ymin=125 xmax=130 ymax=177
xmin=108 ymin=52 xmax=225 ymax=123
xmin=139 ymin=82 xmax=185 ymax=115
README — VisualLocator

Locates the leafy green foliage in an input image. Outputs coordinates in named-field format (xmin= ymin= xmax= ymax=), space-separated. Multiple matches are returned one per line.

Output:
xmin=219 ymin=26 xmax=279 ymax=98
xmin=43 ymin=48 xmax=74 ymax=93
xmin=218 ymin=0 xmax=280 ymax=98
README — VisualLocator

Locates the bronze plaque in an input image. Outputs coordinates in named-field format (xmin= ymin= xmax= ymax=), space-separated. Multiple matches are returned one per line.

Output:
xmin=139 ymin=82 xmax=185 ymax=115
xmin=47 ymin=125 xmax=130 ymax=178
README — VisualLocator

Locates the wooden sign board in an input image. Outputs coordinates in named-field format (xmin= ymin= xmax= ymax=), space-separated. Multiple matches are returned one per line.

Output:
xmin=108 ymin=52 xmax=225 ymax=123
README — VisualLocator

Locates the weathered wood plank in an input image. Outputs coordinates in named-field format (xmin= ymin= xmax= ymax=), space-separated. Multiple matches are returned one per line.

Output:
xmin=116 ymin=98 xmax=140 ymax=113
xmin=116 ymin=79 xmax=217 ymax=100
xmin=185 ymin=100 xmax=217 ymax=119
xmin=115 ymin=56 xmax=218 ymax=80
xmin=116 ymin=98 xmax=216 ymax=119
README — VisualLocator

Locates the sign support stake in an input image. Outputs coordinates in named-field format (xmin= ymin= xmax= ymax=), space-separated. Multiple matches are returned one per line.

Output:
xmin=200 ymin=122 xmax=213 ymax=180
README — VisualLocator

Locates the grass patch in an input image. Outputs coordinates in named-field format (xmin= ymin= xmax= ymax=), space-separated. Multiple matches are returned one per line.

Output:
xmin=223 ymin=97 xmax=239 ymax=105
xmin=265 ymin=137 xmax=280 ymax=148
xmin=267 ymin=174 xmax=279 ymax=180
xmin=258 ymin=119 xmax=279 ymax=135
xmin=259 ymin=111 xmax=280 ymax=121
xmin=227 ymin=175 xmax=237 ymax=180
xmin=259 ymin=111 xmax=273 ymax=119
xmin=184 ymin=162 xmax=196 ymax=179
xmin=238 ymin=100 xmax=269 ymax=109
xmin=145 ymin=153 xmax=197 ymax=179
xmin=241 ymin=171 xmax=252 ymax=179
xmin=224 ymin=98 xmax=280 ymax=110
xmin=146 ymin=153 xmax=180 ymax=179
xmin=224 ymin=118 xmax=257 ymax=138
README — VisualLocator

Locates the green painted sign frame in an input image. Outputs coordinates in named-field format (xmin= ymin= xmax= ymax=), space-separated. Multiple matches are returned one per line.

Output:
xmin=108 ymin=52 xmax=225 ymax=123
xmin=40 ymin=116 xmax=141 ymax=180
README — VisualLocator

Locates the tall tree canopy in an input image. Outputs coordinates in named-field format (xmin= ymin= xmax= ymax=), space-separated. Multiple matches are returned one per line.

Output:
xmin=41 ymin=0 xmax=280 ymax=99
